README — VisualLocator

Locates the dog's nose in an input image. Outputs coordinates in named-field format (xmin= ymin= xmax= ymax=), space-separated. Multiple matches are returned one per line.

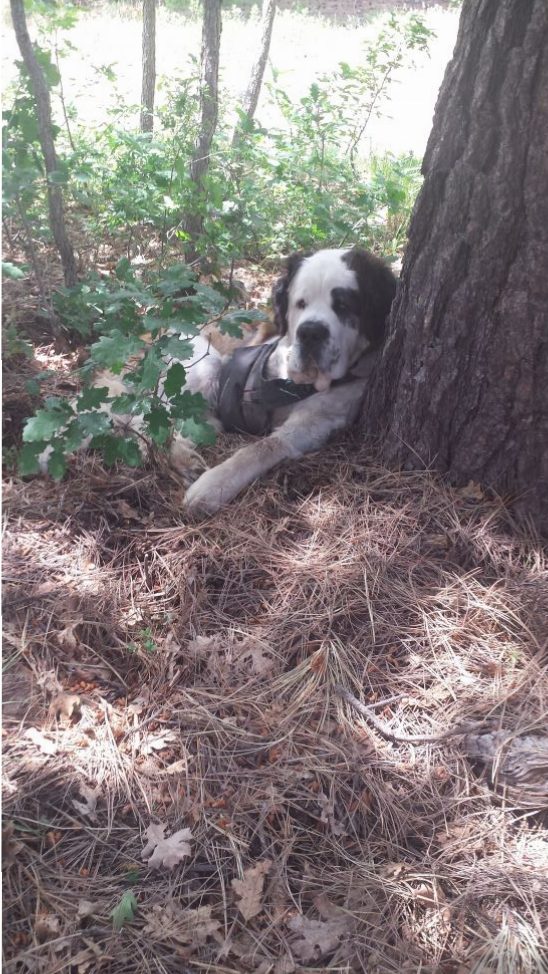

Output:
xmin=297 ymin=320 xmax=329 ymax=345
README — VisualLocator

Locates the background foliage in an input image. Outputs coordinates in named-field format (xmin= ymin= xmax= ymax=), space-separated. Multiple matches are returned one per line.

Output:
xmin=3 ymin=2 xmax=433 ymax=473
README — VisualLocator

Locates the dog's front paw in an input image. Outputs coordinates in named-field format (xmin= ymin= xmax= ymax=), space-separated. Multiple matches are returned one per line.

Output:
xmin=169 ymin=436 xmax=208 ymax=487
xmin=184 ymin=468 xmax=231 ymax=519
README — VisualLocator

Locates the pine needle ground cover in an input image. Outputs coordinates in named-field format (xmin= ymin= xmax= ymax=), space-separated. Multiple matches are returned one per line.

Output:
xmin=3 ymin=424 xmax=548 ymax=973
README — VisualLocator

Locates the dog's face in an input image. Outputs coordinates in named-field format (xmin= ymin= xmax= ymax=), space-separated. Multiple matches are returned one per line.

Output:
xmin=273 ymin=247 xmax=397 ymax=390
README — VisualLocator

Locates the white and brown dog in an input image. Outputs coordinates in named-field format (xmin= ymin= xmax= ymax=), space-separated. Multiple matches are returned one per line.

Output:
xmin=177 ymin=247 xmax=397 ymax=515
xmin=43 ymin=248 xmax=396 ymax=515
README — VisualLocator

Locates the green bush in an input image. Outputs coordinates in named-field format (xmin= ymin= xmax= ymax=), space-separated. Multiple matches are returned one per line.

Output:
xmin=3 ymin=8 xmax=433 ymax=476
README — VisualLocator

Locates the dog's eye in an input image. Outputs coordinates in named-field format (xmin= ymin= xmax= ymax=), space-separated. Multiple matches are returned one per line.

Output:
xmin=296 ymin=298 xmax=307 ymax=310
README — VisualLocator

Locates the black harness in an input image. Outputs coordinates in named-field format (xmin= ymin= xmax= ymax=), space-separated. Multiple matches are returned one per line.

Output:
xmin=217 ymin=340 xmax=317 ymax=435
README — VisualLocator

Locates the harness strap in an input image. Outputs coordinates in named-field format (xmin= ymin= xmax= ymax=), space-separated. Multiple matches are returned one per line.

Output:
xmin=217 ymin=340 xmax=316 ymax=435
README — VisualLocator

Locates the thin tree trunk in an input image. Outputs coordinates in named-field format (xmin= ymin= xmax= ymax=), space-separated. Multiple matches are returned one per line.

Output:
xmin=232 ymin=0 xmax=276 ymax=147
xmin=362 ymin=0 xmax=548 ymax=532
xmin=185 ymin=0 xmax=222 ymax=252
xmin=10 ymin=0 xmax=77 ymax=288
xmin=140 ymin=0 xmax=156 ymax=133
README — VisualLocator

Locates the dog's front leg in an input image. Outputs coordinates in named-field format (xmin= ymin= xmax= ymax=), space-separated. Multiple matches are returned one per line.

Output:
xmin=183 ymin=378 xmax=366 ymax=517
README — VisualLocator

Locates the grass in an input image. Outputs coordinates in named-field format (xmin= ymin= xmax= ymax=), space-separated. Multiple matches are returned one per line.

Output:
xmin=3 ymin=412 xmax=548 ymax=972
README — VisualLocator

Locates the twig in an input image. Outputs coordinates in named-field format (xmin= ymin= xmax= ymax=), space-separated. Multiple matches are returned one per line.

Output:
xmin=334 ymin=683 xmax=486 ymax=744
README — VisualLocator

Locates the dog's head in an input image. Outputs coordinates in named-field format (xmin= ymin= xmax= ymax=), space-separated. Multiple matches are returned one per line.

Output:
xmin=272 ymin=247 xmax=397 ymax=390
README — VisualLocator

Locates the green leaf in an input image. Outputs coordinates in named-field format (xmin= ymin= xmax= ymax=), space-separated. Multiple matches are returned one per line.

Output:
xmin=18 ymin=441 xmax=46 ymax=476
xmin=168 ymin=390 xmax=208 ymax=421
xmin=145 ymin=404 xmax=170 ymax=445
xmin=163 ymin=362 xmax=186 ymax=398
xmin=145 ymin=316 xmax=200 ymax=338
xmin=115 ymin=257 xmax=134 ymax=281
xmin=77 ymin=412 xmax=112 ymax=438
xmin=90 ymin=332 xmax=144 ymax=371
xmin=138 ymin=347 xmax=163 ymax=390
xmin=117 ymin=438 xmax=142 ymax=467
xmin=25 ymin=378 xmax=41 ymax=397
xmin=110 ymin=891 xmax=137 ymax=932
xmin=77 ymin=386 xmax=110 ymax=411
xmin=159 ymin=335 xmax=195 ymax=361
xmin=177 ymin=417 xmax=216 ymax=446
xmin=2 ymin=261 xmax=25 ymax=279
xmin=88 ymin=433 xmax=119 ymax=467
xmin=58 ymin=420 xmax=85 ymax=452
xmin=22 ymin=403 xmax=73 ymax=443
xmin=47 ymin=169 xmax=68 ymax=185
xmin=110 ymin=392 xmax=149 ymax=416
xmin=218 ymin=318 xmax=243 ymax=338
xmin=48 ymin=451 xmax=67 ymax=480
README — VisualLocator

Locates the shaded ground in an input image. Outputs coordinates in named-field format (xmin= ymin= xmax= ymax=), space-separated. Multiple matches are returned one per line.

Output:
xmin=3 ymin=423 xmax=548 ymax=973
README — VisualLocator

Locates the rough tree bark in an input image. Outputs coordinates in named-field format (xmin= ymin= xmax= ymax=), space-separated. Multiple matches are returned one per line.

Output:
xmin=363 ymin=0 xmax=548 ymax=531
xmin=232 ymin=0 xmax=276 ymax=147
xmin=10 ymin=0 xmax=77 ymax=288
xmin=140 ymin=0 xmax=156 ymax=133
xmin=185 ymin=0 xmax=222 ymax=252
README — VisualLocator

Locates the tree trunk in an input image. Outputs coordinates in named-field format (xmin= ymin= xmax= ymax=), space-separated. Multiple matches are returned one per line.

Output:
xmin=232 ymin=0 xmax=276 ymax=147
xmin=10 ymin=0 xmax=77 ymax=288
xmin=140 ymin=0 xmax=156 ymax=133
xmin=363 ymin=0 xmax=548 ymax=532
xmin=185 ymin=0 xmax=222 ymax=252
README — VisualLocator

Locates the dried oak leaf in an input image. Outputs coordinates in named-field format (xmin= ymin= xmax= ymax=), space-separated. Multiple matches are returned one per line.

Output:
xmin=77 ymin=899 xmax=100 ymax=919
xmin=25 ymin=727 xmax=57 ymax=755
xmin=56 ymin=622 xmax=81 ymax=651
xmin=231 ymin=860 xmax=272 ymax=921
xmin=140 ymin=730 xmax=177 ymax=755
xmin=72 ymin=783 xmax=100 ymax=819
xmin=2 ymin=821 xmax=24 ymax=867
xmin=51 ymin=692 xmax=81 ymax=720
xmin=235 ymin=641 xmax=276 ymax=677
xmin=287 ymin=913 xmax=350 ymax=962
xmin=141 ymin=822 xmax=193 ymax=869
xmin=143 ymin=901 xmax=221 ymax=947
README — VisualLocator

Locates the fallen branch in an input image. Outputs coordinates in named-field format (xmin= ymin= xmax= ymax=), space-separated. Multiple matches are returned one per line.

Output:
xmin=333 ymin=683 xmax=486 ymax=744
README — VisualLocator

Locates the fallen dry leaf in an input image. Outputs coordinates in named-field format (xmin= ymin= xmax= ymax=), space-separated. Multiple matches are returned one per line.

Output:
xmin=72 ymin=783 xmax=100 ymax=819
xmin=187 ymin=635 xmax=220 ymax=659
xmin=51 ymin=692 xmax=81 ymax=719
xmin=160 ymin=757 xmax=190 ymax=775
xmin=235 ymin=641 xmax=276 ymax=677
xmin=140 ymin=730 xmax=177 ymax=755
xmin=2 ymin=821 xmax=24 ymax=867
xmin=231 ymin=860 xmax=272 ymax=921
xmin=141 ymin=822 xmax=193 ymax=869
xmin=35 ymin=912 xmax=61 ymax=942
xmin=77 ymin=899 xmax=100 ymax=919
xmin=287 ymin=912 xmax=350 ymax=962
xmin=25 ymin=727 xmax=57 ymax=755
xmin=143 ymin=901 xmax=221 ymax=947
xmin=56 ymin=622 xmax=81 ymax=651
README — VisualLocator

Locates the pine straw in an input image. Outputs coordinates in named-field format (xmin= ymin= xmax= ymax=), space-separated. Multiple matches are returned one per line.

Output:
xmin=3 ymin=435 xmax=548 ymax=974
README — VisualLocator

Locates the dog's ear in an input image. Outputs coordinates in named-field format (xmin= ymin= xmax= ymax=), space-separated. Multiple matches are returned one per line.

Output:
xmin=272 ymin=252 xmax=308 ymax=336
xmin=342 ymin=248 xmax=397 ymax=347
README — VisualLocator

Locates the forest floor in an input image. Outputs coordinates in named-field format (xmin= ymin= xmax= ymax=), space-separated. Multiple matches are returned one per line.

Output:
xmin=2 ymin=5 xmax=548 ymax=971
xmin=3 ymin=301 xmax=548 ymax=972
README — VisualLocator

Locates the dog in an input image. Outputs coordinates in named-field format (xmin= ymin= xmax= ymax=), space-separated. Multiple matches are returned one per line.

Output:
xmin=42 ymin=248 xmax=396 ymax=515
xmin=177 ymin=247 xmax=397 ymax=515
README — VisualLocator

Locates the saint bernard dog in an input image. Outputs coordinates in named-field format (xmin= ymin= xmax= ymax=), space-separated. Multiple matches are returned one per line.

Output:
xmin=178 ymin=246 xmax=397 ymax=515
xmin=42 ymin=248 xmax=396 ymax=516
